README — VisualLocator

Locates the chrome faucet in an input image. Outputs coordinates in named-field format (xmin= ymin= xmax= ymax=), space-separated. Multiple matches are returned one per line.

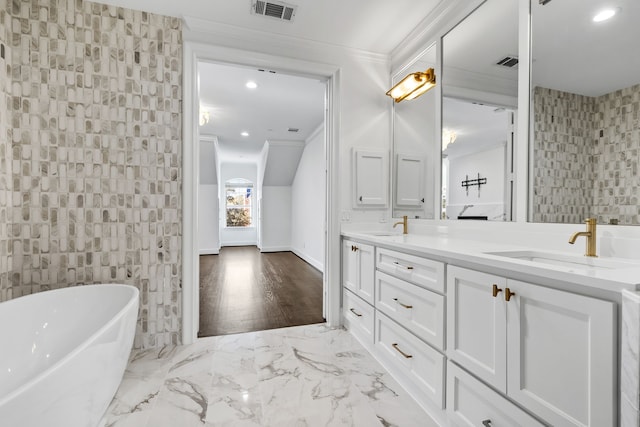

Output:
xmin=393 ymin=215 xmax=408 ymax=234
xmin=568 ymin=218 xmax=597 ymax=257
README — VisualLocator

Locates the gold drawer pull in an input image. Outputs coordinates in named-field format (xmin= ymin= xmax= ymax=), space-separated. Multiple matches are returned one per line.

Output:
xmin=392 ymin=343 xmax=413 ymax=359
xmin=352 ymin=245 xmax=358 ymax=252
xmin=349 ymin=308 xmax=363 ymax=317
xmin=393 ymin=298 xmax=413 ymax=309
xmin=393 ymin=261 xmax=414 ymax=270
xmin=492 ymin=284 xmax=502 ymax=298
xmin=505 ymin=287 xmax=516 ymax=302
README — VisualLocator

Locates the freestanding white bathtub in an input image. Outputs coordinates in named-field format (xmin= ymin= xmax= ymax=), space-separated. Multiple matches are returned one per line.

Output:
xmin=0 ymin=284 xmax=139 ymax=427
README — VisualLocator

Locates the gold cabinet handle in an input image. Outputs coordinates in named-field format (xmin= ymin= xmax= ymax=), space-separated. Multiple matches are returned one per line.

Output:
xmin=393 ymin=261 xmax=414 ymax=270
xmin=393 ymin=298 xmax=413 ymax=309
xmin=391 ymin=343 xmax=413 ymax=359
xmin=482 ymin=420 xmax=492 ymax=427
xmin=353 ymin=245 xmax=358 ymax=252
xmin=505 ymin=287 xmax=515 ymax=302
xmin=492 ymin=284 xmax=502 ymax=298
xmin=349 ymin=308 xmax=362 ymax=317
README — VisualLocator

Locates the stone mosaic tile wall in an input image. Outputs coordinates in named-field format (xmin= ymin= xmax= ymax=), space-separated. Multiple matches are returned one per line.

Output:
xmin=4 ymin=0 xmax=183 ymax=348
xmin=0 ymin=0 xmax=12 ymax=303
xmin=532 ymin=87 xmax=596 ymax=223
xmin=594 ymin=84 xmax=640 ymax=225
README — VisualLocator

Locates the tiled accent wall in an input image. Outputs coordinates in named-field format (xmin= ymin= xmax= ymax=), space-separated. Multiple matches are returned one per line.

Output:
xmin=533 ymin=85 xmax=640 ymax=225
xmin=594 ymin=84 xmax=640 ymax=225
xmin=4 ymin=0 xmax=183 ymax=348
xmin=0 ymin=0 xmax=12 ymax=303
xmin=532 ymin=87 xmax=596 ymax=223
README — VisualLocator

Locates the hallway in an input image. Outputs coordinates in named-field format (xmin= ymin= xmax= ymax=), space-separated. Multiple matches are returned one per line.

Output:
xmin=198 ymin=247 xmax=324 ymax=337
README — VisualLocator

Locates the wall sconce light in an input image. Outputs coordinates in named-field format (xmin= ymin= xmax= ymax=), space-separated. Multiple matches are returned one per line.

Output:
xmin=386 ymin=68 xmax=436 ymax=102
xmin=442 ymin=128 xmax=457 ymax=150
xmin=199 ymin=110 xmax=210 ymax=126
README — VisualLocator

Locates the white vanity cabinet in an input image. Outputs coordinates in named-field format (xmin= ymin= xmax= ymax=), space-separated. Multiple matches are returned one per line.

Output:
xmin=447 ymin=265 xmax=617 ymax=427
xmin=342 ymin=239 xmax=375 ymax=305
xmin=447 ymin=361 xmax=544 ymax=427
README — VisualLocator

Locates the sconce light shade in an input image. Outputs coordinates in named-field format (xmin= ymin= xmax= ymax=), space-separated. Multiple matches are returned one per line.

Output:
xmin=386 ymin=68 xmax=436 ymax=102
xmin=199 ymin=110 xmax=210 ymax=126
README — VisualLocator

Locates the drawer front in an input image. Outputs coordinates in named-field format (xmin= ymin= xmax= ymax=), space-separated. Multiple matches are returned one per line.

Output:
xmin=447 ymin=361 xmax=544 ymax=427
xmin=376 ymin=248 xmax=445 ymax=294
xmin=343 ymin=289 xmax=375 ymax=348
xmin=375 ymin=311 xmax=445 ymax=409
xmin=376 ymin=271 xmax=445 ymax=350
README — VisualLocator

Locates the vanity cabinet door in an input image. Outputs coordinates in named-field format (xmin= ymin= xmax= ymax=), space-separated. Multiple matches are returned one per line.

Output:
xmin=505 ymin=280 xmax=616 ymax=427
xmin=342 ymin=239 xmax=375 ymax=305
xmin=447 ymin=361 xmax=544 ymax=427
xmin=447 ymin=266 xmax=507 ymax=393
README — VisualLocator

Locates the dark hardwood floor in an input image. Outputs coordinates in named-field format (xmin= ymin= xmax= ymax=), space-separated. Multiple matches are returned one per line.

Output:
xmin=198 ymin=246 xmax=324 ymax=337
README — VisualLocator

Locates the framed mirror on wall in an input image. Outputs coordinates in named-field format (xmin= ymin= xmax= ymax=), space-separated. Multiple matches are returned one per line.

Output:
xmin=391 ymin=44 xmax=438 ymax=220
xmin=529 ymin=0 xmax=640 ymax=225
xmin=441 ymin=0 xmax=519 ymax=221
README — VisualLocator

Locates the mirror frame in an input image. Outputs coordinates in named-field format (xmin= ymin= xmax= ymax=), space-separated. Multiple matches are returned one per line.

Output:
xmin=389 ymin=0 xmax=531 ymax=223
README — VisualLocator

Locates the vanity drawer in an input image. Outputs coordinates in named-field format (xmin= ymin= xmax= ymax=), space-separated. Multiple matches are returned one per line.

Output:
xmin=376 ymin=248 xmax=445 ymax=294
xmin=375 ymin=311 xmax=445 ymax=409
xmin=375 ymin=271 xmax=445 ymax=350
xmin=343 ymin=289 xmax=374 ymax=348
xmin=447 ymin=361 xmax=544 ymax=427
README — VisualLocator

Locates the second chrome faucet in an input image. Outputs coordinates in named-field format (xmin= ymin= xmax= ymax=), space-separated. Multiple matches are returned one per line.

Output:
xmin=568 ymin=218 xmax=597 ymax=257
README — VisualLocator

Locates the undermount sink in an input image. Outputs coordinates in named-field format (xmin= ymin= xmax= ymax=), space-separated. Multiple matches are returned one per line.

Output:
xmin=485 ymin=250 xmax=639 ymax=271
xmin=362 ymin=231 xmax=401 ymax=236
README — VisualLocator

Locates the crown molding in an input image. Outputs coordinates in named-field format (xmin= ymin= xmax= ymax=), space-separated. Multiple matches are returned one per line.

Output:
xmin=266 ymin=140 xmax=305 ymax=147
xmin=390 ymin=0 xmax=484 ymax=71
xmin=182 ymin=16 xmax=388 ymax=65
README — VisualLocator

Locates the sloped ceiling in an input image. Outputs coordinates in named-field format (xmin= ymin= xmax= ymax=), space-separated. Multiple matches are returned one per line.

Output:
xmin=262 ymin=141 xmax=305 ymax=186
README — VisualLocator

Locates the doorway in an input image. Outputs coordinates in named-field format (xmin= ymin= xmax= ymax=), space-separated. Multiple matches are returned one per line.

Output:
xmin=182 ymin=42 xmax=341 ymax=344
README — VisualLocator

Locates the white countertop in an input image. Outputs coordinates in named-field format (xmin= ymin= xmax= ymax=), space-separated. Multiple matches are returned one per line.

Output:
xmin=342 ymin=230 xmax=640 ymax=297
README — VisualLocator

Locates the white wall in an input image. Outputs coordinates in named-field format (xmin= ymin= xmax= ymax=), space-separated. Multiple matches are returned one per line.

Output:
xmin=220 ymin=162 xmax=258 ymax=246
xmin=447 ymin=144 xmax=506 ymax=221
xmin=291 ymin=127 xmax=325 ymax=271
xmin=261 ymin=186 xmax=292 ymax=252
xmin=198 ymin=184 xmax=219 ymax=254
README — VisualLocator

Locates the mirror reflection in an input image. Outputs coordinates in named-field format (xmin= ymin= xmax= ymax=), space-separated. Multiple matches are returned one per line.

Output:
xmin=441 ymin=0 xmax=519 ymax=221
xmin=391 ymin=45 xmax=438 ymax=220
xmin=530 ymin=0 xmax=640 ymax=225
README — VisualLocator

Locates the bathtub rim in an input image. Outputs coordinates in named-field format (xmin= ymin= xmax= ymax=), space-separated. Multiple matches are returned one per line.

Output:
xmin=0 ymin=283 xmax=140 ymax=406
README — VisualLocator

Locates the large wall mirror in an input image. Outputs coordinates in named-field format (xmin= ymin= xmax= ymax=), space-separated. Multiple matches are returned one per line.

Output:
xmin=529 ymin=0 xmax=640 ymax=225
xmin=441 ymin=0 xmax=519 ymax=221
xmin=391 ymin=45 xmax=438 ymax=219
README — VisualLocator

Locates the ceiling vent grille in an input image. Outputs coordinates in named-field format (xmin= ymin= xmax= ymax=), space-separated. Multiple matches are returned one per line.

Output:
xmin=252 ymin=1 xmax=297 ymax=22
xmin=288 ymin=128 xmax=299 ymax=133
xmin=496 ymin=56 xmax=519 ymax=68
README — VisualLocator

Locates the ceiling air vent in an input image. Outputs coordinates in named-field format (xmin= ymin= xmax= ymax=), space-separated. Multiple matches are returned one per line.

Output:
xmin=288 ymin=128 xmax=299 ymax=133
xmin=496 ymin=56 xmax=519 ymax=68
xmin=252 ymin=1 xmax=297 ymax=22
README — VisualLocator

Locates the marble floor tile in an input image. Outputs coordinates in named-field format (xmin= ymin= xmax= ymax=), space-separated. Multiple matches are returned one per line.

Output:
xmin=102 ymin=324 xmax=439 ymax=427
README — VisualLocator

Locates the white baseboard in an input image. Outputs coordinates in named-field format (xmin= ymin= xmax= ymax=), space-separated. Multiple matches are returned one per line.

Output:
xmin=260 ymin=246 xmax=291 ymax=253
xmin=291 ymin=248 xmax=324 ymax=273
xmin=220 ymin=241 xmax=258 ymax=247
xmin=199 ymin=248 xmax=219 ymax=255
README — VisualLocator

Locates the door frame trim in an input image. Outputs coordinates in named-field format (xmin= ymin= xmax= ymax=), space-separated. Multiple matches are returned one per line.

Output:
xmin=182 ymin=41 xmax=341 ymax=344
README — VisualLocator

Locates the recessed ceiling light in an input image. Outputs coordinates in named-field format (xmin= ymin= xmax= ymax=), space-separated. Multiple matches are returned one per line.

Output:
xmin=241 ymin=131 xmax=249 ymax=137
xmin=593 ymin=8 xmax=617 ymax=22
xmin=246 ymin=81 xmax=258 ymax=89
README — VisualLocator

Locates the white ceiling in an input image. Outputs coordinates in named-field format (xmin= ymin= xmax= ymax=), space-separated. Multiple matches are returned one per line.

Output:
xmin=96 ymin=0 xmax=444 ymax=54
xmin=198 ymin=61 xmax=325 ymax=163
xmin=443 ymin=97 xmax=510 ymax=159
xmin=532 ymin=0 xmax=640 ymax=97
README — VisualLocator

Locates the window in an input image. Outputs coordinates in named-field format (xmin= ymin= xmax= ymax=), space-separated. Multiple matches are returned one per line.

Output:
xmin=225 ymin=180 xmax=253 ymax=227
